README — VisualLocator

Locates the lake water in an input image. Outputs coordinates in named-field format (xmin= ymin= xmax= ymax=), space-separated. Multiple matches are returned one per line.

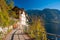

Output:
xmin=45 ymin=22 xmax=60 ymax=40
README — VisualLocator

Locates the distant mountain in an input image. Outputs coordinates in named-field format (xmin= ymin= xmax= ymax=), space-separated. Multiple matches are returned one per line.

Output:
xmin=26 ymin=8 xmax=60 ymax=34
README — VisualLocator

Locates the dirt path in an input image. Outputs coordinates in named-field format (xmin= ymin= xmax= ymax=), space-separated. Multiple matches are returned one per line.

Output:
xmin=4 ymin=29 xmax=32 ymax=40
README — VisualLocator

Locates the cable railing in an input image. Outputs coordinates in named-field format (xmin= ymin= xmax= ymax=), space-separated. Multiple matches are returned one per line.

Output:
xmin=25 ymin=29 xmax=60 ymax=40
xmin=47 ymin=33 xmax=60 ymax=40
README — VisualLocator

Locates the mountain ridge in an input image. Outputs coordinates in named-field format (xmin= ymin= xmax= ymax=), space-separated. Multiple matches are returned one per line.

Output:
xmin=26 ymin=8 xmax=60 ymax=34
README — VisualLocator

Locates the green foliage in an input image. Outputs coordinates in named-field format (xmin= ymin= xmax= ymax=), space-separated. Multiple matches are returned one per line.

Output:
xmin=5 ymin=0 xmax=14 ymax=9
xmin=26 ymin=16 xmax=47 ymax=40
xmin=0 ymin=0 xmax=14 ymax=27
xmin=0 ymin=11 xmax=10 ymax=27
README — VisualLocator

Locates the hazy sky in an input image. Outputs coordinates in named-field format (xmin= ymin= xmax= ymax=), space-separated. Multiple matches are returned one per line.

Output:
xmin=14 ymin=0 xmax=60 ymax=10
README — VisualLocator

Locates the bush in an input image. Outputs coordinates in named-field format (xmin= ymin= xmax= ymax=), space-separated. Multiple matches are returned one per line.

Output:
xmin=25 ymin=17 xmax=47 ymax=40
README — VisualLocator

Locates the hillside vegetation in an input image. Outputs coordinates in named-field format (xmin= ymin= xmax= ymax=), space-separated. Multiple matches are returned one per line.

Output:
xmin=25 ymin=16 xmax=47 ymax=40
xmin=0 ymin=0 xmax=15 ymax=27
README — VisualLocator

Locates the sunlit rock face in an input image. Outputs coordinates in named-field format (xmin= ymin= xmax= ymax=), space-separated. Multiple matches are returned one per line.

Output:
xmin=18 ymin=10 xmax=28 ymax=32
xmin=20 ymin=11 xmax=28 ymax=26
xmin=0 ymin=27 xmax=3 ymax=32
xmin=21 ymin=11 xmax=26 ymax=25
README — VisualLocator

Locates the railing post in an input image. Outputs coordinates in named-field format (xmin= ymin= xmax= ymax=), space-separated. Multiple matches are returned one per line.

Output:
xmin=55 ymin=36 xmax=57 ymax=40
xmin=55 ymin=35 xmax=57 ymax=40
